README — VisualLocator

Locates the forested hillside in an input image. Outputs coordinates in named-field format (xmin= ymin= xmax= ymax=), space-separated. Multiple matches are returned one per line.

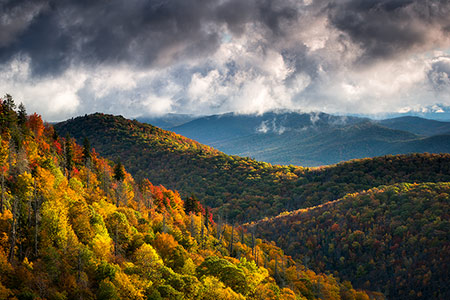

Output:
xmin=250 ymin=183 xmax=450 ymax=299
xmin=0 ymin=96 xmax=379 ymax=299
xmin=55 ymin=113 xmax=450 ymax=222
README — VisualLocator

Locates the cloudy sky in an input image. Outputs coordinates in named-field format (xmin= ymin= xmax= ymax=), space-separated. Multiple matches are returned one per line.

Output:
xmin=1 ymin=0 xmax=450 ymax=121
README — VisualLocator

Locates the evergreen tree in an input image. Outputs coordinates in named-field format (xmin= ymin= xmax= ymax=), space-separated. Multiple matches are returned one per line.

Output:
xmin=113 ymin=161 xmax=125 ymax=182
xmin=82 ymin=137 xmax=91 ymax=165
xmin=184 ymin=194 xmax=202 ymax=214
xmin=83 ymin=137 xmax=92 ymax=189
xmin=205 ymin=206 xmax=210 ymax=230
xmin=52 ymin=129 xmax=58 ymax=141
xmin=0 ymin=94 xmax=17 ymax=132
xmin=17 ymin=103 xmax=27 ymax=127
xmin=65 ymin=134 xmax=73 ymax=178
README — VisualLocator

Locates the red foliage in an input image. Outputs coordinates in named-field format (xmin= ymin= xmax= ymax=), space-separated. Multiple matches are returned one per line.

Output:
xmin=53 ymin=140 xmax=62 ymax=154
xmin=331 ymin=223 xmax=340 ymax=232
xmin=27 ymin=113 xmax=45 ymax=138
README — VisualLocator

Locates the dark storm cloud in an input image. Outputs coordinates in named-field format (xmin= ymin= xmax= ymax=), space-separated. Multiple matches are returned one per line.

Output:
xmin=216 ymin=0 xmax=297 ymax=36
xmin=327 ymin=0 xmax=450 ymax=62
xmin=0 ymin=0 xmax=299 ymax=76
xmin=1 ymin=0 xmax=218 ymax=74
xmin=2 ymin=0 xmax=448 ymax=77
xmin=0 ymin=0 xmax=46 ymax=46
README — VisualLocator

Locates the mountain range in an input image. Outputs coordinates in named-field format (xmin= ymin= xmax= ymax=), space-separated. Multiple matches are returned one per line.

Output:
xmin=168 ymin=112 xmax=450 ymax=166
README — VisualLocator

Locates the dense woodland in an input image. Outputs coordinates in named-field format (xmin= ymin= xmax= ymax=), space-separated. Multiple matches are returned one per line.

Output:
xmin=251 ymin=183 xmax=450 ymax=299
xmin=0 ymin=96 xmax=381 ymax=299
xmin=55 ymin=114 xmax=450 ymax=223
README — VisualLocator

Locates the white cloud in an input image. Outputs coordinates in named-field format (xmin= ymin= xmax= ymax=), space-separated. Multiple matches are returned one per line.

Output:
xmin=142 ymin=95 xmax=174 ymax=116
xmin=188 ymin=70 xmax=223 ymax=103
xmin=89 ymin=66 xmax=139 ymax=99
xmin=0 ymin=56 xmax=84 ymax=121
xmin=257 ymin=121 xmax=269 ymax=133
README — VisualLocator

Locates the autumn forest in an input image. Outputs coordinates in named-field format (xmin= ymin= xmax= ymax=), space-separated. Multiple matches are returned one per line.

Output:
xmin=0 ymin=95 xmax=449 ymax=299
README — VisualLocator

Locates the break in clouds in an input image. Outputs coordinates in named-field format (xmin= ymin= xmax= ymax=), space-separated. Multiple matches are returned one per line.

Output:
xmin=1 ymin=0 xmax=450 ymax=121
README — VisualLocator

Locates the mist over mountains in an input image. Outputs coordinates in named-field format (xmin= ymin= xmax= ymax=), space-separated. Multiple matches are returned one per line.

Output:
xmin=151 ymin=111 xmax=450 ymax=166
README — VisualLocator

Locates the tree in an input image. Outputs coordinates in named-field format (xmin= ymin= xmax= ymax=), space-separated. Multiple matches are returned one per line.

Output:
xmin=8 ymin=196 xmax=18 ymax=263
xmin=82 ymin=137 xmax=91 ymax=166
xmin=0 ymin=136 xmax=8 ymax=213
xmin=9 ymin=172 xmax=34 ymax=262
xmin=204 ymin=206 xmax=210 ymax=230
xmin=0 ymin=94 xmax=17 ymax=133
xmin=153 ymin=232 xmax=186 ymax=272
xmin=105 ymin=212 xmax=132 ymax=256
xmin=196 ymin=256 xmax=248 ymax=295
xmin=113 ymin=161 xmax=125 ymax=182
xmin=97 ymin=279 xmax=119 ymax=300
xmin=27 ymin=113 xmax=44 ymax=138
xmin=198 ymin=276 xmax=245 ymax=300
xmin=17 ymin=103 xmax=27 ymax=127
xmin=229 ymin=225 xmax=234 ymax=256
xmin=65 ymin=134 xmax=73 ymax=178
xmin=113 ymin=162 xmax=126 ymax=207
xmin=83 ymin=137 xmax=92 ymax=188
xmin=134 ymin=243 xmax=163 ymax=279
xmin=184 ymin=194 xmax=202 ymax=214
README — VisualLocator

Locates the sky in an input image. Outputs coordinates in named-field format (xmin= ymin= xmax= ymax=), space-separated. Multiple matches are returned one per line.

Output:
xmin=1 ymin=0 xmax=450 ymax=121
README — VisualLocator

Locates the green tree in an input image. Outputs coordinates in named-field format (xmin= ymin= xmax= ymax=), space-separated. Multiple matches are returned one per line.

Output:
xmin=196 ymin=256 xmax=248 ymax=295
xmin=82 ymin=137 xmax=91 ymax=166
xmin=97 ymin=279 xmax=119 ymax=300
xmin=184 ymin=194 xmax=202 ymax=214
xmin=17 ymin=103 xmax=27 ymax=128
xmin=65 ymin=134 xmax=73 ymax=178
xmin=113 ymin=161 xmax=125 ymax=182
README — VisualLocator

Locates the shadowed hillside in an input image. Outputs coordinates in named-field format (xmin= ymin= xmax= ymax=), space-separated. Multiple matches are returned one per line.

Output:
xmin=250 ymin=183 xmax=450 ymax=300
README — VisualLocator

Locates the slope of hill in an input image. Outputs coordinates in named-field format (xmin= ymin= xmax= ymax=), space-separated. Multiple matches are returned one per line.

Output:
xmin=250 ymin=182 xmax=450 ymax=300
xmin=171 ymin=112 xmax=450 ymax=166
xmin=0 ymin=98 xmax=378 ymax=299
xmin=378 ymin=116 xmax=450 ymax=136
xmin=55 ymin=113 xmax=450 ymax=223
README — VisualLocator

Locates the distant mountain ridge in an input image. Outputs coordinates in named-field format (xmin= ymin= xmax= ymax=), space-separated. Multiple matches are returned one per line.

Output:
xmin=171 ymin=111 xmax=366 ymax=143
xmin=169 ymin=111 xmax=450 ymax=166
xmin=136 ymin=113 xmax=199 ymax=129
xmin=377 ymin=116 xmax=450 ymax=136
